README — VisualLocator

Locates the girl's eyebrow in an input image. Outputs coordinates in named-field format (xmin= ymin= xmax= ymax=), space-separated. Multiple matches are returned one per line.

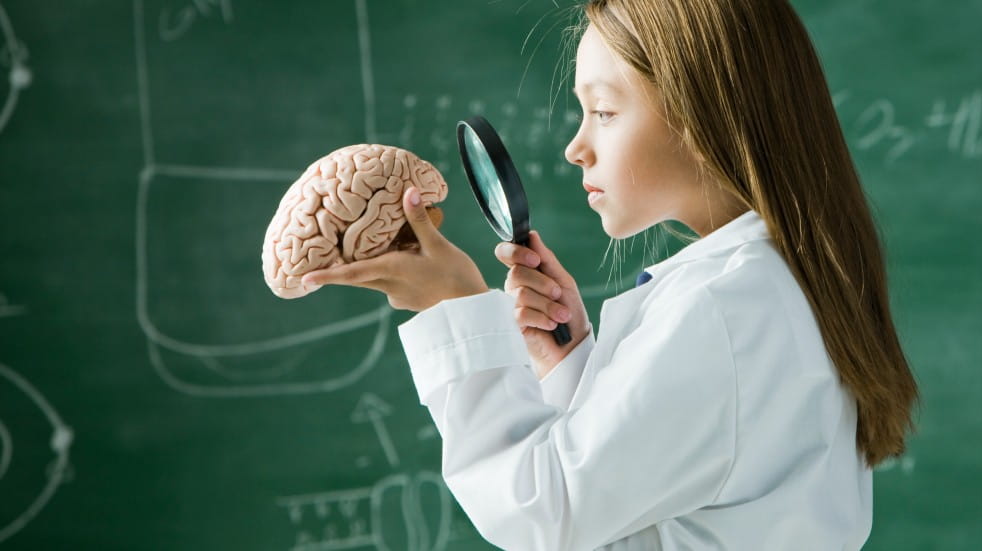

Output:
xmin=572 ymin=80 xmax=621 ymax=98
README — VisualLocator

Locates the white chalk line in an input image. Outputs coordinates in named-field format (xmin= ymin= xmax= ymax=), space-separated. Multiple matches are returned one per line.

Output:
xmin=356 ymin=0 xmax=376 ymax=143
xmin=133 ymin=0 xmax=392 ymax=395
xmin=277 ymin=471 xmax=452 ymax=551
xmin=0 ymin=305 xmax=27 ymax=318
xmin=0 ymin=362 xmax=73 ymax=544
xmin=154 ymin=163 xmax=299 ymax=181
xmin=133 ymin=0 xmax=154 ymax=166
xmin=135 ymin=166 xmax=392 ymax=357
xmin=145 ymin=300 xmax=387 ymax=397
xmin=0 ymin=418 xmax=10 ymax=482
xmin=0 ymin=2 xmax=26 ymax=134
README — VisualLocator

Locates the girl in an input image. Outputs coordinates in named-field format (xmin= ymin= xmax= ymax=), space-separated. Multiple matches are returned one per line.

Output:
xmin=303 ymin=0 xmax=919 ymax=548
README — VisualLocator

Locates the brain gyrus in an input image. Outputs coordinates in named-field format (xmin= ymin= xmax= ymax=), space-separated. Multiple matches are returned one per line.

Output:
xmin=262 ymin=144 xmax=448 ymax=299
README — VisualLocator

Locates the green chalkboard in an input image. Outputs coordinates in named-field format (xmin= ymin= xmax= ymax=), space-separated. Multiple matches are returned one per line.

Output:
xmin=0 ymin=0 xmax=979 ymax=549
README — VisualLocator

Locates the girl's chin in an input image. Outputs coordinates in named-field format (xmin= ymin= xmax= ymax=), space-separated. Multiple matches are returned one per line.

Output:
xmin=601 ymin=215 xmax=656 ymax=240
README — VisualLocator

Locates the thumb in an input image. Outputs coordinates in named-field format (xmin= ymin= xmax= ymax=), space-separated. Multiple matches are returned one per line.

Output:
xmin=528 ymin=230 xmax=574 ymax=287
xmin=403 ymin=185 xmax=441 ymax=249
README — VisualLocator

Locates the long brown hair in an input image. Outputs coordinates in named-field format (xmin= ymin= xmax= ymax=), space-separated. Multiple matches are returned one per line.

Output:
xmin=577 ymin=0 xmax=919 ymax=468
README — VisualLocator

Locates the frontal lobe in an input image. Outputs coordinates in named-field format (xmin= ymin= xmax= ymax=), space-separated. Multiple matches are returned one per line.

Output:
xmin=261 ymin=144 xmax=448 ymax=299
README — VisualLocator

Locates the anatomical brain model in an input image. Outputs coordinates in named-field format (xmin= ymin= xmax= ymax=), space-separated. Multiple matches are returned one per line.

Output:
xmin=262 ymin=144 xmax=447 ymax=299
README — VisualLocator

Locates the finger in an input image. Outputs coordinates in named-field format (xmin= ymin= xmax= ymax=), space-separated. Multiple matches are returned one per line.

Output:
xmin=323 ymin=278 xmax=391 ymax=293
xmin=514 ymin=305 xmax=560 ymax=331
xmin=403 ymin=186 xmax=443 ymax=251
xmin=302 ymin=255 xmax=394 ymax=286
xmin=513 ymin=286 xmax=572 ymax=323
xmin=505 ymin=265 xmax=563 ymax=301
xmin=528 ymin=230 xmax=573 ymax=286
xmin=494 ymin=242 xmax=541 ymax=268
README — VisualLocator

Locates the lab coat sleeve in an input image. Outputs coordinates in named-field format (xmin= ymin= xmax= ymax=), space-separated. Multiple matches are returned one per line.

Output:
xmin=398 ymin=287 xmax=737 ymax=551
xmin=538 ymin=323 xmax=595 ymax=411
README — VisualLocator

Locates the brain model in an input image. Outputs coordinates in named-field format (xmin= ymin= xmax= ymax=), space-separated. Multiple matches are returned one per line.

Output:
xmin=262 ymin=144 xmax=448 ymax=299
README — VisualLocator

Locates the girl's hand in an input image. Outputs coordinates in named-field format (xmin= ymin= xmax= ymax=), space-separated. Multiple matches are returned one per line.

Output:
xmin=495 ymin=231 xmax=590 ymax=379
xmin=302 ymin=187 xmax=489 ymax=312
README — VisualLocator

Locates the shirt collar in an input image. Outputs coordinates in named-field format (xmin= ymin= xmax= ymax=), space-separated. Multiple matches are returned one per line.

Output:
xmin=642 ymin=209 xmax=770 ymax=275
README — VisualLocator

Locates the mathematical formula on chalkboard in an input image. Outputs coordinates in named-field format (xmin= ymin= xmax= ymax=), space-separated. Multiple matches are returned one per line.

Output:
xmin=375 ymin=88 xmax=982 ymax=185
xmin=836 ymin=90 xmax=982 ymax=164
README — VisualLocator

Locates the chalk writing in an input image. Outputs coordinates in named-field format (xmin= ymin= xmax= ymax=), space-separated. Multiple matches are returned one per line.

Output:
xmin=839 ymin=89 xmax=982 ymax=163
xmin=854 ymin=99 xmax=917 ymax=164
xmin=925 ymin=91 xmax=982 ymax=158
xmin=158 ymin=0 xmax=233 ymax=42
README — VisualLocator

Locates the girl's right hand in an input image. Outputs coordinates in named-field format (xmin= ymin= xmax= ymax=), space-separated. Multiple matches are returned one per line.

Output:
xmin=495 ymin=230 xmax=591 ymax=379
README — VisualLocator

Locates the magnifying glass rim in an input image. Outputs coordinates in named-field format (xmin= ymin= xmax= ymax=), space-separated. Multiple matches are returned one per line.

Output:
xmin=456 ymin=115 xmax=531 ymax=244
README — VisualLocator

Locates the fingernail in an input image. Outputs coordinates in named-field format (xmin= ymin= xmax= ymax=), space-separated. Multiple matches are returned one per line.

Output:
xmin=556 ymin=307 xmax=570 ymax=321
xmin=552 ymin=286 xmax=562 ymax=300
xmin=526 ymin=253 xmax=539 ymax=265
xmin=409 ymin=187 xmax=420 ymax=206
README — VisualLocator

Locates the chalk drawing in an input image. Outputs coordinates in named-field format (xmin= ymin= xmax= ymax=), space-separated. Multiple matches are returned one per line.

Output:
xmin=0 ymin=2 xmax=31 ymax=136
xmin=351 ymin=393 xmax=400 ymax=468
xmin=0 ymin=362 xmax=74 ymax=544
xmin=0 ymin=292 xmax=26 ymax=318
xmin=277 ymin=471 xmax=452 ymax=551
xmin=133 ymin=0 xmax=389 ymax=397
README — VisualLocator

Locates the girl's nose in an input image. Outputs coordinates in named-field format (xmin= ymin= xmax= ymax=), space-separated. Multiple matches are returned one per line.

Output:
xmin=564 ymin=129 xmax=594 ymax=167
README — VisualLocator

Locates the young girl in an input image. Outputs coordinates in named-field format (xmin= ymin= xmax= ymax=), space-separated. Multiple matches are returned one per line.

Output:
xmin=303 ymin=0 xmax=919 ymax=548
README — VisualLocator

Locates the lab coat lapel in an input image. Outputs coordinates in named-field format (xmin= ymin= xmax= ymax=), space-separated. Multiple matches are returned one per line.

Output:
xmin=569 ymin=211 xmax=770 ymax=408
xmin=596 ymin=285 xmax=655 ymax=351
xmin=570 ymin=280 xmax=661 ymax=407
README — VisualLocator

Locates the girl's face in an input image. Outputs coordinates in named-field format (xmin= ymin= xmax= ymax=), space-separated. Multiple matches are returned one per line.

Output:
xmin=565 ymin=24 xmax=731 ymax=238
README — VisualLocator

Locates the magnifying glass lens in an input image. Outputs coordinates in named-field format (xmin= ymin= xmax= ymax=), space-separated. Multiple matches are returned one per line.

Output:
xmin=462 ymin=125 xmax=513 ymax=237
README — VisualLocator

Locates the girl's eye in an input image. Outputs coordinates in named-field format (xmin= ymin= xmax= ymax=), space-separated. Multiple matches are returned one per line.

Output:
xmin=593 ymin=111 xmax=614 ymax=123
xmin=571 ymin=111 xmax=614 ymax=124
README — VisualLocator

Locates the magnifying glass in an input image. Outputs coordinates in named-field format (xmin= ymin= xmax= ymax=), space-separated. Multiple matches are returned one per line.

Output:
xmin=456 ymin=115 xmax=572 ymax=346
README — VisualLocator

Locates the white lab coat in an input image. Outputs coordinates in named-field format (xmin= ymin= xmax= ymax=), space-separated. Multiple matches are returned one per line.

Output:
xmin=398 ymin=210 xmax=873 ymax=550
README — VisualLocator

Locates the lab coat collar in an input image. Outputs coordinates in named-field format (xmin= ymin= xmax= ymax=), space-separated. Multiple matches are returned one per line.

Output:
xmin=588 ymin=210 xmax=771 ymax=378
xmin=641 ymin=209 xmax=770 ymax=277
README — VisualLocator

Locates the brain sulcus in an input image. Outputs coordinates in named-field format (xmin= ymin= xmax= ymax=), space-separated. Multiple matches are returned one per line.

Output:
xmin=262 ymin=144 xmax=448 ymax=299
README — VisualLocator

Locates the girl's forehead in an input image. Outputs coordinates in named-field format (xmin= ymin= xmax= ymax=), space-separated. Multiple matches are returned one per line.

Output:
xmin=574 ymin=29 xmax=628 ymax=92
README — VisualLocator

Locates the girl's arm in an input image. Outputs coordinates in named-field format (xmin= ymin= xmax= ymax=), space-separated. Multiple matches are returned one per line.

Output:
xmin=398 ymin=286 xmax=736 ymax=551
xmin=539 ymin=324 xmax=594 ymax=410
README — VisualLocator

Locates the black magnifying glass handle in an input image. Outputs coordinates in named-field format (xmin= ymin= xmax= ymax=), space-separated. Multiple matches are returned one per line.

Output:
xmin=515 ymin=235 xmax=572 ymax=346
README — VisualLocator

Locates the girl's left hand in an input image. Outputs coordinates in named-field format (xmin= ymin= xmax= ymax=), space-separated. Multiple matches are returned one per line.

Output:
xmin=301 ymin=186 xmax=490 ymax=312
